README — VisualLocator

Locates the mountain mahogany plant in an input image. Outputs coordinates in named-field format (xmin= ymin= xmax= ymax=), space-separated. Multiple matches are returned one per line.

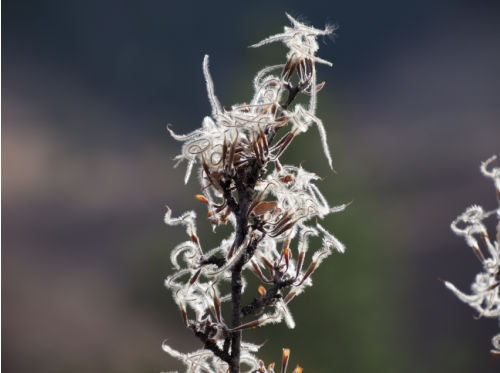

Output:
xmin=443 ymin=156 xmax=500 ymax=357
xmin=163 ymin=14 xmax=348 ymax=372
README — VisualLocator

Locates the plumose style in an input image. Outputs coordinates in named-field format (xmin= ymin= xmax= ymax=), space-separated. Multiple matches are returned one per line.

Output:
xmin=164 ymin=14 xmax=347 ymax=373
xmin=444 ymin=156 xmax=500 ymax=357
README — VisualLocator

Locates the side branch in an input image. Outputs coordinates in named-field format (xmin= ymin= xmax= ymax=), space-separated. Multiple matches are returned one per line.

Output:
xmin=241 ymin=278 xmax=294 ymax=317
xmin=200 ymin=254 xmax=226 ymax=268
xmin=281 ymin=80 xmax=311 ymax=110
xmin=193 ymin=328 xmax=232 ymax=363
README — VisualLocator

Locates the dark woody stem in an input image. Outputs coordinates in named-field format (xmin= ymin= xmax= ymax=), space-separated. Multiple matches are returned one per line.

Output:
xmin=228 ymin=158 xmax=261 ymax=373
xmin=224 ymin=78 xmax=306 ymax=373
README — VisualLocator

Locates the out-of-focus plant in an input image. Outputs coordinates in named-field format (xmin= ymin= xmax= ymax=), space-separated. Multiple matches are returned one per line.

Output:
xmin=444 ymin=155 xmax=500 ymax=357
xmin=163 ymin=14 xmax=348 ymax=372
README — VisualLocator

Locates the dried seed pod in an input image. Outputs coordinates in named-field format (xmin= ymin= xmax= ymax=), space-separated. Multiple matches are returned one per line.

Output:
xmin=298 ymin=251 xmax=329 ymax=286
xmin=252 ymin=134 xmax=261 ymax=162
xmin=258 ymin=125 xmax=269 ymax=154
xmin=316 ymin=81 xmax=326 ymax=91
xmin=284 ymin=290 xmax=296 ymax=304
xmin=273 ymin=212 xmax=292 ymax=230
xmin=273 ymin=131 xmax=296 ymax=159
xmin=228 ymin=132 xmax=238 ymax=170
xmin=180 ymin=303 xmax=188 ymax=326
xmin=275 ymin=116 xmax=289 ymax=124
xmin=304 ymin=81 xmax=326 ymax=96
xmin=213 ymin=291 xmax=222 ymax=323
xmin=248 ymin=186 xmax=271 ymax=216
xmin=281 ymin=348 xmax=290 ymax=373
xmin=222 ymin=136 xmax=228 ymax=167
xmin=282 ymin=234 xmax=291 ymax=252
xmin=282 ymin=58 xmax=293 ymax=78
xmin=487 ymin=281 xmax=500 ymax=291
xmin=252 ymin=201 xmax=278 ymax=215
xmin=286 ymin=60 xmax=299 ymax=80
xmin=271 ymin=131 xmax=293 ymax=151
xmin=191 ymin=234 xmax=200 ymax=244
xmin=297 ymin=59 xmax=305 ymax=80
xmin=295 ymin=250 xmax=305 ymax=279
xmin=276 ymin=159 xmax=283 ymax=173
xmin=195 ymin=194 xmax=209 ymax=204
xmin=230 ymin=318 xmax=264 ymax=332
xmin=188 ymin=268 xmax=202 ymax=286
xmin=472 ymin=246 xmax=486 ymax=263
xmin=257 ymin=136 xmax=265 ymax=161
xmin=201 ymin=156 xmax=216 ymax=187
xmin=283 ymin=248 xmax=290 ymax=270
xmin=215 ymin=202 xmax=227 ymax=213
xmin=250 ymin=259 xmax=271 ymax=283
xmin=271 ymin=219 xmax=297 ymax=237
xmin=259 ymin=360 xmax=265 ymax=370
xmin=260 ymin=256 xmax=275 ymax=278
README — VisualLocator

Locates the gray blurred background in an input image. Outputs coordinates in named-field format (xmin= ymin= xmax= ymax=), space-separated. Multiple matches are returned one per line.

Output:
xmin=3 ymin=0 xmax=500 ymax=372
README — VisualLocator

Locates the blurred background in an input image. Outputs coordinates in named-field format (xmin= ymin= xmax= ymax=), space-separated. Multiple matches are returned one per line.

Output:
xmin=3 ymin=0 xmax=500 ymax=372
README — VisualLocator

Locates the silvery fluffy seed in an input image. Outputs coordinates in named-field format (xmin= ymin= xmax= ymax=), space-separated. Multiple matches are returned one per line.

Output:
xmin=445 ymin=155 xmax=500 ymax=356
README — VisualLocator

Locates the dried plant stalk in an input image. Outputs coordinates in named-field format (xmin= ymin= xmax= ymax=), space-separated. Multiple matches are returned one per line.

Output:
xmin=164 ymin=14 xmax=347 ymax=372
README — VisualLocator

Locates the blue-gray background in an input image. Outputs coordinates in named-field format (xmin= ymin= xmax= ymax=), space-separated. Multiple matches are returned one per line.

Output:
xmin=3 ymin=0 xmax=500 ymax=372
